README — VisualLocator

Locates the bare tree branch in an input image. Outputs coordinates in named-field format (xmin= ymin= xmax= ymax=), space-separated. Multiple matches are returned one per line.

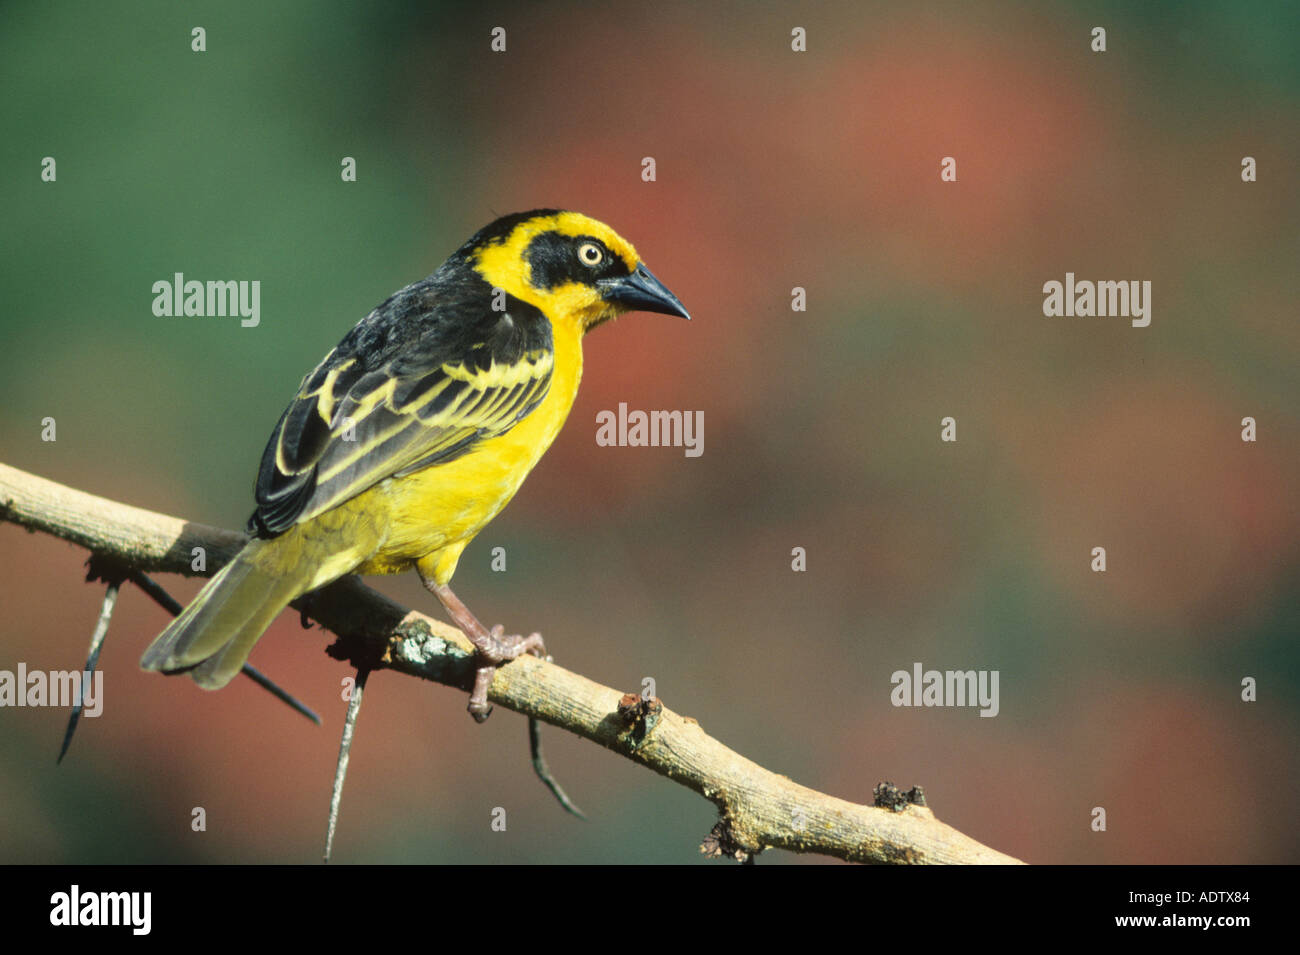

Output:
xmin=0 ymin=462 xmax=1024 ymax=864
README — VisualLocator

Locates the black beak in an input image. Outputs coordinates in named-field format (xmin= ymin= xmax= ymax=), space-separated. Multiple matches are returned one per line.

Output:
xmin=599 ymin=264 xmax=690 ymax=320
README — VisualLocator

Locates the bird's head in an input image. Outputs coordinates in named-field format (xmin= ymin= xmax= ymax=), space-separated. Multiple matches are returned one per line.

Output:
xmin=466 ymin=210 xmax=690 ymax=332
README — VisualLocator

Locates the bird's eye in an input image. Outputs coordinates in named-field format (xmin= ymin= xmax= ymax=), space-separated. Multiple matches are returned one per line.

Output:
xmin=577 ymin=241 xmax=604 ymax=267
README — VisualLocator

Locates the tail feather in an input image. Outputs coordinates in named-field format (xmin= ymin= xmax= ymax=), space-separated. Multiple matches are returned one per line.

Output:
xmin=140 ymin=543 xmax=309 ymax=690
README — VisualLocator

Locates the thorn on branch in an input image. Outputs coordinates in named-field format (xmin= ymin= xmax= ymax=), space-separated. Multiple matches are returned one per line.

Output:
xmin=528 ymin=717 xmax=587 ymax=820
xmin=125 ymin=568 xmax=183 ymax=615
xmin=240 ymin=664 xmax=321 ymax=725
xmin=325 ymin=667 xmax=369 ymax=863
xmin=58 ymin=564 xmax=122 ymax=764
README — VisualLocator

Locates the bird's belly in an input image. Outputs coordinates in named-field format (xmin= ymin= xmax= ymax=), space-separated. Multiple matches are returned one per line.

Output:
xmin=358 ymin=445 xmax=537 ymax=571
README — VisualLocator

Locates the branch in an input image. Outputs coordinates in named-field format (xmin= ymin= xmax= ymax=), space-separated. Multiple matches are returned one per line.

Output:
xmin=0 ymin=462 xmax=1024 ymax=864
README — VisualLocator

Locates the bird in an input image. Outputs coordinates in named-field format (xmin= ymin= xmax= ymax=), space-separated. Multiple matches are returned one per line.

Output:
xmin=140 ymin=209 xmax=689 ymax=721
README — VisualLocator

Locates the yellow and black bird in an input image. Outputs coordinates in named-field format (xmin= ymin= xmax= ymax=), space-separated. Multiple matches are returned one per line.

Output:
xmin=141 ymin=210 xmax=689 ymax=720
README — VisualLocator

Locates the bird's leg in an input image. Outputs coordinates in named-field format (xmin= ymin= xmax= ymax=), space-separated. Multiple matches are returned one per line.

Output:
xmin=420 ymin=576 xmax=545 ymax=723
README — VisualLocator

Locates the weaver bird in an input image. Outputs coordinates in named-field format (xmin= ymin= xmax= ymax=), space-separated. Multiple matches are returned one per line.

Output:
xmin=141 ymin=210 xmax=689 ymax=720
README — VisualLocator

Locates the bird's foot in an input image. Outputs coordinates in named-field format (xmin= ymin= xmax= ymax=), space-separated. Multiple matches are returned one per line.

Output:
xmin=468 ymin=627 xmax=546 ymax=723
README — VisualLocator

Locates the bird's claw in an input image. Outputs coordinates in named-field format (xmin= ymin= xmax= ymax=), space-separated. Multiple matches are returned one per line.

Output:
xmin=467 ymin=628 xmax=546 ymax=722
xmin=484 ymin=625 xmax=546 ymax=661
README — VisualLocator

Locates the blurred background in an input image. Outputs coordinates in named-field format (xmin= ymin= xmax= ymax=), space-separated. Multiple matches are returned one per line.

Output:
xmin=1 ymin=0 xmax=1297 ymax=864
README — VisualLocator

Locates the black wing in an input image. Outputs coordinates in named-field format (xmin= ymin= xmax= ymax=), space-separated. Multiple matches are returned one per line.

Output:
xmin=248 ymin=268 xmax=553 ymax=537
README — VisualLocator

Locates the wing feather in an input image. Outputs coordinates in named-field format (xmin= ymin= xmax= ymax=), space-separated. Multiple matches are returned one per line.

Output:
xmin=248 ymin=273 xmax=553 ymax=537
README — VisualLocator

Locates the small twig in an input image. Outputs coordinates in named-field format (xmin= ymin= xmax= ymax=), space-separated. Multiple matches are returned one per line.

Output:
xmin=529 ymin=717 xmax=587 ymax=820
xmin=57 ymin=580 xmax=119 ymax=764
xmin=324 ymin=668 xmax=369 ymax=863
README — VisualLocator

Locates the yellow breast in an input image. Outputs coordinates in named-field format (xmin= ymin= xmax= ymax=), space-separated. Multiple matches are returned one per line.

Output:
xmin=350 ymin=314 xmax=584 ymax=582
